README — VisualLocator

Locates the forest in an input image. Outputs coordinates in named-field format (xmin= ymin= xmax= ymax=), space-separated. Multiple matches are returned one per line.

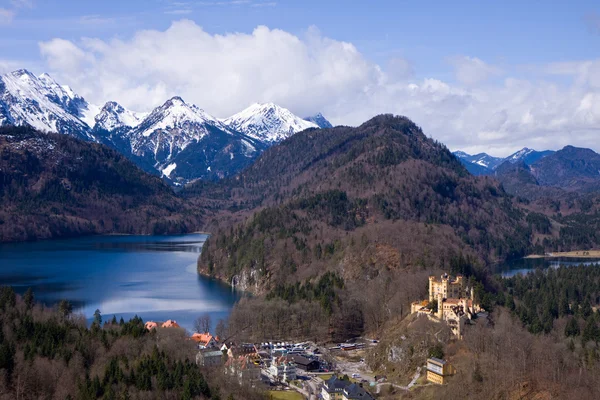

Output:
xmin=0 ymin=287 xmax=263 ymax=400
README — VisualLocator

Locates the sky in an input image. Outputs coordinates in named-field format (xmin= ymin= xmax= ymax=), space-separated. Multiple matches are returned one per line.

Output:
xmin=1 ymin=0 xmax=600 ymax=156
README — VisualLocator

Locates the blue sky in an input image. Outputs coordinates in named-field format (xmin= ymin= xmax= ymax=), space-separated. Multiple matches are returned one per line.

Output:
xmin=1 ymin=0 xmax=600 ymax=154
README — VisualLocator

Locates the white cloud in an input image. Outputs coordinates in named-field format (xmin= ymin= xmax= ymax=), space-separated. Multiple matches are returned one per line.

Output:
xmin=0 ymin=8 xmax=15 ymax=24
xmin=36 ymin=20 xmax=600 ymax=157
xmin=448 ymin=55 xmax=502 ymax=86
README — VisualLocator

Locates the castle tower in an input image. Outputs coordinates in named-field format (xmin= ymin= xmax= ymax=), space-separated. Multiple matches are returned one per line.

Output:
xmin=437 ymin=292 xmax=443 ymax=319
xmin=429 ymin=276 xmax=436 ymax=302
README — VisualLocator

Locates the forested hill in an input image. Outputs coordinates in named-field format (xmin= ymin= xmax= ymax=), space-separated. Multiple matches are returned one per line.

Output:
xmin=0 ymin=126 xmax=204 ymax=242
xmin=196 ymin=115 xmax=532 ymax=293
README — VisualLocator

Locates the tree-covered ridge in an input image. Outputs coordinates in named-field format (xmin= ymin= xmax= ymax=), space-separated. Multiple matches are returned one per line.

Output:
xmin=501 ymin=266 xmax=600 ymax=337
xmin=0 ymin=286 xmax=262 ymax=399
xmin=0 ymin=126 xmax=204 ymax=242
xmin=198 ymin=115 xmax=534 ymax=295
xmin=266 ymin=272 xmax=344 ymax=314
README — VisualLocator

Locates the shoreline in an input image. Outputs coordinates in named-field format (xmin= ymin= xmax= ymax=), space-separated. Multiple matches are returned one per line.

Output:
xmin=525 ymin=250 xmax=600 ymax=259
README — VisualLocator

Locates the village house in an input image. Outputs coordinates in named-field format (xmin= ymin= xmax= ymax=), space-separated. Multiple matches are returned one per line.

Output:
xmin=267 ymin=356 xmax=297 ymax=382
xmin=227 ymin=343 xmax=257 ymax=358
xmin=342 ymin=383 xmax=375 ymax=400
xmin=196 ymin=349 xmax=224 ymax=367
xmin=161 ymin=319 xmax=180 ymax=328
xmin=144 ymin=321 xmax=159 ymax=331
xmin=426 ymin=357 xmax=455 ymax=385
xmin=290 ymin=355 xmax=320 ymax=372
xmin=322 ymin=376 xmax=374 ymax=400
xmin=144 ymin=320 xmax=181 ymax=331
xmin=224 ymin=355 xmax=261 ymax=385
xmin=191 ymin=333 xmax=218 ymax=349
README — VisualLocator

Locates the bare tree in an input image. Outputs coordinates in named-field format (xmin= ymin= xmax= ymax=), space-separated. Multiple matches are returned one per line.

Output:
xmin=194 ymin=314 xmax=212 ymax=333
xmin=215 ymin=319 xmax=228 ymax=340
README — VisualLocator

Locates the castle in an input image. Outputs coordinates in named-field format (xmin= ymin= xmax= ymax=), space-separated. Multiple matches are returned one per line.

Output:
xmin=411 ymin=273 xmax=482 ymax=339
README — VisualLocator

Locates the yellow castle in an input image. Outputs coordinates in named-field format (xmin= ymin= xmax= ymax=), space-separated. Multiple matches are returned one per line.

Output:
xmin=411 ymin=273 xmax=482 ymax=339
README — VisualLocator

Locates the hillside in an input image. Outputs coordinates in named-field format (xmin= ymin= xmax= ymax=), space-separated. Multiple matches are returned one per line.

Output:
xmin=0 ymin=126 xmax=203 ymax=242
xmin=194 ymin=115 xmax=532 ymax=294
xmin=531 ymin=145 xmax=600 ymax=189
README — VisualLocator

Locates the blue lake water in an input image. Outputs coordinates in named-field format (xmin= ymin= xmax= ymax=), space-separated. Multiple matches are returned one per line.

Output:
xmin=0 ymin=234 xmax=239 ymax=332
xmin=496 ymin=257 xmax=600 ymax=278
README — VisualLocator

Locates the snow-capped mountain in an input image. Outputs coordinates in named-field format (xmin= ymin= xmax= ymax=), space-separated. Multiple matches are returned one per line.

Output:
xmin=223 ymin=103 xmax=318 ymax=143
xmin=454 ymin=151 xmax=505 ymax=170
xmin=505 ymin=148 xmax=555 ymax=166
xmin=454 ymin=147 xmax=554 ymax=176
xmin=0 ymin=69 xmax=329 ymax=183
xmin=304 ymin=112 xmax=333 ymax=128
xmin=117 ymin=96 xmax=267 ymax=181
xmin=0 ymin=69 xmax=93 ymax=140
xmin=94 ymin=101 xmax=145 ymax=132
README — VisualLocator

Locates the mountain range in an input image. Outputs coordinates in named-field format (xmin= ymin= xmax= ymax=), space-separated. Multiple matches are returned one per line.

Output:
xmin=453 ymin=148 xmax=555 ymax=175
xmin=0 ymin=69 xmax=330 ymax=183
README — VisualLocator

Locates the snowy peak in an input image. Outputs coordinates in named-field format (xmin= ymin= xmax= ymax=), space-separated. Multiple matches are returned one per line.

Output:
xmin=0 ymin=69 xmax=91 ymax=139
xmin=454 ymin=148 xmax=555 ymax=175
xmin=507 ymin=147 xmax=534 ymax=163
xmin=94 ymin=101 xmax=144 ymax=131
xmin=137 ymin=96 xmax=227 ymax=138
xmin=224 ymin=102 xmax=318 ymax=143
xmin=304 ymin=112 xmax=333 ymax=128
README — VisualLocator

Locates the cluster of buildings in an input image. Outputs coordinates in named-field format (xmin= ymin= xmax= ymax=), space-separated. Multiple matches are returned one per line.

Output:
xmin=191 ymin=334 xmax=329 ymax=387
xmin=144 ymin=319 xmax=181 ymax=330
xmin=410 ymin=273 xmax=483 ymax=339
xmin=321 ymin=376 xmax=374 ymax=400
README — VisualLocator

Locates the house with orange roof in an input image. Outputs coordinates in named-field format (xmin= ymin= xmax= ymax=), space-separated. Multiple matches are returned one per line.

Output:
xmin=161 ymin=319 xmax=181 ymax=328
xmin=144 ymin=321 xmax=159 ymax=331
xmin=191 ymin=332 xmax=218 ymax=349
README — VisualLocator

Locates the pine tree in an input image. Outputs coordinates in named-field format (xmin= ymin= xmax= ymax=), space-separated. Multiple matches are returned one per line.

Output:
xmin=23 ymin=287 xmax=34 ymax=310
xmin=565 ymin=317 xmax=580 ymax=337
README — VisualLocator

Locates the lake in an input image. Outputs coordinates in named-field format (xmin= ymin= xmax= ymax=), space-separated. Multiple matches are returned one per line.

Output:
xmin=497 ymin=257 xmax=600 ymax=278
xmin=0 ymin=234 xmax=239 ymax=332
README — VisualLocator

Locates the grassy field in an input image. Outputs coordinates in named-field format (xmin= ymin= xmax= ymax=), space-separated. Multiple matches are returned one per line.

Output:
xmin=526 ymin=250 xmax=600 ymax=259
xmin=267 ymin=390 xmax=305 ymax=400
xmin=318 ymin=374 xmax=334 ymax=381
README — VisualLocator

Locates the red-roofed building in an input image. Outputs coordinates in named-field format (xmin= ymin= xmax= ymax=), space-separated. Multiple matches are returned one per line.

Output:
xmin=161 ymin=319 xmax=180 ymax=328
xmin=144 ymin=321 xmax=159 ymax=331
xmin=191 ymin=332 xmax=218 ymax=349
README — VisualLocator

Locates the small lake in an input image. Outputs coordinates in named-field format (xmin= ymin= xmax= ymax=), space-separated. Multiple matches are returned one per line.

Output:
xmin=497 ymin=257 xmax=600 ymax=278
xmin=0 ymin=234 xmax=239 ymax=332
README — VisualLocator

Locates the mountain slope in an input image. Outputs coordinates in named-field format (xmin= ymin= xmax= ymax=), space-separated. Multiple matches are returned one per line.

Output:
xmin=194 ymin=115 xmax=531 ymax=293
xmin=531 ymin=145 xmax=600 ymax=188
xmin=454 ymin=151 xmax=504 ymax=170
xmin=454 ymin=148 xmax=555 ymax=176
xmin=0 ymin=125 xmax=203 ymax=242
xmin=304 ymin=112 xmax=333 ymax=128
xmin=506 ymin=148 xmax=555 ymax=166
xmin=0 ymin=69 xmax=324 ymax=183
xmin=223 ymin=103 xmax=318 ymax=143
xmin=125 ymin=97 xmax=267 ymax=182
xmin=0 ymin=70 xmax=93 ymax=140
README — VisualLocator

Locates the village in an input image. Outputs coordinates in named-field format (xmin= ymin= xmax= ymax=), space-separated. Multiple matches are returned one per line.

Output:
xmin=144 ymin=272 xmax=484 ymax=399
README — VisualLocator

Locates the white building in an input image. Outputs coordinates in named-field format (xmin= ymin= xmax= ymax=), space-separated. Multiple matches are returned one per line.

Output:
xmin=196 ymin=350 xmax=224 ymax=367
xmin=267 ymin=356 xmax=297 ymax=382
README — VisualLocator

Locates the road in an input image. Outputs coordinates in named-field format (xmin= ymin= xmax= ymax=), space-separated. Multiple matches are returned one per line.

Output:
xmin=375 ymin=366 xmax=424 ymax=394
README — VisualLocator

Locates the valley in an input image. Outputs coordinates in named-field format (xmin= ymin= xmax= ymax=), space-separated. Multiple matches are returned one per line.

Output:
xmin=4 ymin=92 xmax=600 ymax=399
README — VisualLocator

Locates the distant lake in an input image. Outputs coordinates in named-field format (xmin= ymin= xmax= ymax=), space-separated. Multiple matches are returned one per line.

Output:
xmin=0 ymin=234 xmax=239 ymax=332
xmin=497 ymin=257 xmax=600 ymax=278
